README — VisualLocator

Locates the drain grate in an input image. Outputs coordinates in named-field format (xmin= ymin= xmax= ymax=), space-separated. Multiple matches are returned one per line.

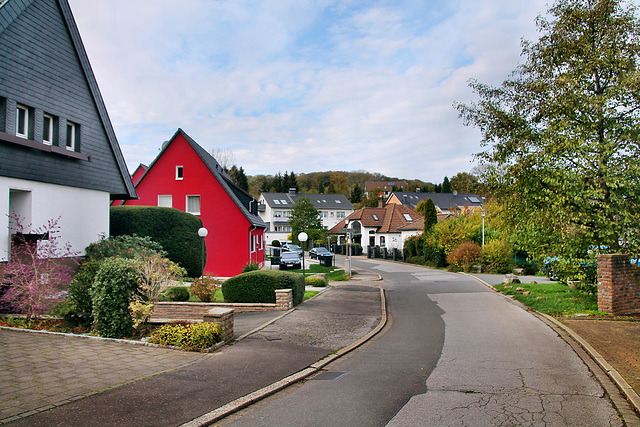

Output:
xmin=310 ymin=371 xmax=351 ymax=381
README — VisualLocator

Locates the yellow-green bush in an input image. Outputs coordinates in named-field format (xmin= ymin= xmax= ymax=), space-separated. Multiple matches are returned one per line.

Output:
xmin=150 ymin=322 xmax=221 ymax=350
xmin=305 ymin=276 xmax=328 ymax=287
xmin=480 ymin=238 xmax=513 ymax=274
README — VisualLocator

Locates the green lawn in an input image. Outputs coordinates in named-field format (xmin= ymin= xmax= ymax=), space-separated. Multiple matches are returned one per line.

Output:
xmin=494 ymin=282 xmax=601 ymax=316
xmin=290 ymin=264 xmax=349 ymax=281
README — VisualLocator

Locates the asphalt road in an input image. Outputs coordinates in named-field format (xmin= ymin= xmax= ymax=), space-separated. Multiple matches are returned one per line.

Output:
xmin=218 ymin=258 xmax=623 ymax=427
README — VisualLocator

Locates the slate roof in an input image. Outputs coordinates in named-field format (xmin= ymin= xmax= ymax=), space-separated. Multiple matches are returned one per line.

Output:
xmin=261 ymin=192 xmax=354 ymax=210
xmin=0 ymin=0 xmax=136 ymax=200
xmin=138 ymin=129 xmax=266 ymax=228
xmin=390 ymin=192 xmax=483 ymax=211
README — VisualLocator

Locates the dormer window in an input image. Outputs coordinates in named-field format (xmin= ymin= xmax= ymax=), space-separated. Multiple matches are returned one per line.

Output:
xmin=176 ymin=165 xmax=184 ymax=180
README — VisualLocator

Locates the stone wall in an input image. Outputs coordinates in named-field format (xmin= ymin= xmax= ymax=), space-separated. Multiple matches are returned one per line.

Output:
xmin=597 ymin=254 xmax=640 ymax=315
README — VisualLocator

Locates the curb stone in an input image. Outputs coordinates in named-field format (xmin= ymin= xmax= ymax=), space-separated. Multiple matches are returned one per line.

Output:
xmin=180 ymin=287 xmax=388 ymax=427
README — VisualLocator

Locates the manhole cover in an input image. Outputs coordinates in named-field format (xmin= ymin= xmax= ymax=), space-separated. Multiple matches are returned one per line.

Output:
xmin=311 ymin=371 xmax=350 ymax=381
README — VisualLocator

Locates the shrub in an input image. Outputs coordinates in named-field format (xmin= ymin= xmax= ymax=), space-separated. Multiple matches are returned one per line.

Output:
xmin=91 ymin=257 xmax=139 ymax=338
xmin=446 ymin=241 xmax=481 ymax=272
xmin=423 ymin=235 xmax=447 ymax=267
xmin=222 ymin=270 xmax=305 ymax=305
xmin=190 ymin=276 xmax=221 ymax=302
xmin=404 ymin=235 xmax=418 ymax=257
xmin=85 ymin=234 xmax=165 ymax=261
xmin=136 ymin=253 xmax=186 ymax=305
xmin=241 ymin=261 xmax=260 ymax=273
xmin=305 ymin=275 xmax=328 ymax=287
xmin=67 ymin=235 xmax=166 ymax=325
xmin=110 ymin=206 xmax=204 ymax=277
xmin=0 ymin=216 xmax=79 ymax=319
xmin=67 ymin=260 xmax=102 ymax=325
xmin=149 ymin=322 xmax=222 ymax=350
xmin=481 ymin=238 xmax=514 ymax=274
xmin=271 ymin=240 xmax=281 ymax=247
xmin=166 ymin=286 xmax=190 ymax=301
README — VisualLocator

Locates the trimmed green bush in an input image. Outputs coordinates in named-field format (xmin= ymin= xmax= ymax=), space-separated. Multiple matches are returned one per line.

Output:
xmin=271 ymin=240 xmax=281 ymax=247
xmin=110 ymin=206 xmax=204 ymax=278
xmin=91 ymin=257 xmax=139 ymax=338
xmin=222 ymin=270 xmax=304 ymax=306
xmin=305 ymin=276 xmax=328 ymax=287
xmin=166 ymin=286 xmax=190 ymax=302
xmin=150 ymin=322 xmax=221 ymax=350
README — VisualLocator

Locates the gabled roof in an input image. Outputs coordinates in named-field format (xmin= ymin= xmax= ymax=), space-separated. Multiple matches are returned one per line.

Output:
xmin=389 ymin=192 xmax=483 ymax=211
xmin=260 ymin=192 xmax=354 ymax=210
xmin=0 ymin=0 xmax=136 ymax=200
xmin=138 ymin=129 xmax=265 ymax=228
xmin=329 ymin=204 xmax=423 ymax=234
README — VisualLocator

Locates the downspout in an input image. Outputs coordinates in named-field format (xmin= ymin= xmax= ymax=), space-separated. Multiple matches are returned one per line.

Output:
xmin=249 ymin=225 xmax=257 ymax=263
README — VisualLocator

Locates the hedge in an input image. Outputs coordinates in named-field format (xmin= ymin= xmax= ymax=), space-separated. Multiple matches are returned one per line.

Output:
xmin=222 ymin=270 xmax=305 ymax=306
xmin=110 ymin=206 xmax=204 ymax=277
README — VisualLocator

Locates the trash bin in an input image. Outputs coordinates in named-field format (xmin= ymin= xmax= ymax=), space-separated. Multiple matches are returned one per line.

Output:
xmin=321 ymin=255 xmax=333 ymax=267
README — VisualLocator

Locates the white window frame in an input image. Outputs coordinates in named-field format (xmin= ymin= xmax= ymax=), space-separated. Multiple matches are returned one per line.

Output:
xmin=250 ymin=235 xmax=256 ymax=253
xmin=66 ymin=121 xmax=78 ymax=151
xmin=337 ymin=211 xmax=345 ymax=219
xmin=42 ymin=113 xmax=54 ymax=145
xmin=16 ymin=104 xmax=30 ymax=139
xmin=158 ymin=195 xmax=173 ymax=208
xmin=186 ymin=195 xmax=201 ymax=215
xmin=176 ymin=166 xmax=184 ymax=180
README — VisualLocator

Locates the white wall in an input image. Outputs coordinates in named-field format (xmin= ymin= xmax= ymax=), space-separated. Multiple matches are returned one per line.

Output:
xmin=1 ymin=177 xmax=109 ymax=261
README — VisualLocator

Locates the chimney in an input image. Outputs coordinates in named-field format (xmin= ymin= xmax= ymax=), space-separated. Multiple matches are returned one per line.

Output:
xmin=378 ymin=198 xmax=385 ymax=208
xmin=289 ymin=188 xmax=296 ymax=195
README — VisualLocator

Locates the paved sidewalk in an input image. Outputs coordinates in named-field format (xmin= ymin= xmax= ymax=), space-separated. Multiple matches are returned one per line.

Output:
xmin=0 ymin=330 xmax=206 ymax=423
xmin=1 ymin=281 xmax=382 ymax=426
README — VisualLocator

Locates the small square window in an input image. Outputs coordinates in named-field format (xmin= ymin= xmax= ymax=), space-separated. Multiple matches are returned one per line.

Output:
xmin=158 ymin=195 xmax=172 ymax=208
xmin=176 ymin=166 xmax=184 ymax=180
xmin=16 ymin=104 xmax=31 ymax=139
xmin=372 ymin=214 xmax=379 ymax=221
xmin=186 ymin=195 xmax=200 ymax=215
xmin=42 ymin=113 xmax=54 ymax=145
xmin=66 ymin=121 xmax=79 ymax=151
xmin=403 ymin=213 xmax=413 ymax=221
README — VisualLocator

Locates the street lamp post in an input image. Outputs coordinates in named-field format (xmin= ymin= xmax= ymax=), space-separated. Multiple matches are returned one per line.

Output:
xmin=198 ymin=227 xmax=208 ymax=276
xmin=481 ymin=210 xmax=486 ymax=247
xmin=298 ymin=232 xmax=308 ymax=280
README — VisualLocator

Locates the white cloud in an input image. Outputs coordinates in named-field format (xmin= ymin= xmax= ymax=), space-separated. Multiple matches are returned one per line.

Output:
xmin=69 ymin=0 xmax=549 ymax=183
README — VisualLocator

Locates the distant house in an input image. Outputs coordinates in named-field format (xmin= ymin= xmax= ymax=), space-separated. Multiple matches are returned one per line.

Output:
xmin=329 ymin=203 xmax=423 ymax=250
xmin=387 ymin=192 xmax=484 ymax=219
xmin=258 ymin=189 xmax=354 ymax=243
xmin=364 ymin=181 xmax=408 ymax=199
xmin=121 ymin=129 xmax=266 ymax=277
xmin=0 ymin=0 xmax=136 ymax=261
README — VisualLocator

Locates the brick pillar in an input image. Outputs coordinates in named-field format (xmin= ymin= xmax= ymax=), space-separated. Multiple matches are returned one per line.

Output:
xmin=203 ymin=307 xmax=234 ymax=343
xmin=275 ymin=289 xmax=293 ymax=310
xmin=597 ymin=254 xmax=640 ymax=315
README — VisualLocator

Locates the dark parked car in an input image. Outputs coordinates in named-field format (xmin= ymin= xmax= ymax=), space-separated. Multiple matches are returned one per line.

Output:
xmin=309 ymin=247 xmax=332 ymax=259
xmin=279 ymin=251 xmax=302 ymax=270
xmin=282 ymin=244 xmax=303 ymax=256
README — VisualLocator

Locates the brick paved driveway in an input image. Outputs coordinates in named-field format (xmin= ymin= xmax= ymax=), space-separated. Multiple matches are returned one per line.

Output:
xmin=0 ymin=329 xmax=206 ymax=423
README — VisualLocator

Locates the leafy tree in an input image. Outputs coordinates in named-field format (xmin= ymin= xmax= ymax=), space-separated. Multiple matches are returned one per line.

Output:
xmin=450 ymin=172 xmax=479 ymax=194
xmin=456 ymin=0 xmax=640 ymax=260
xmin=441 ymin=176 xmax=451 ymax=193
xmin=364 ymin=187 xmax=384 ymax=207
xmin=289 ymin=197 xmax=322 ymax=243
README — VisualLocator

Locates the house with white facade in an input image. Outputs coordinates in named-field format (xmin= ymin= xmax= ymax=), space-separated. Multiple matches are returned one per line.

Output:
xmin=0 ymin=0 xmax=136 ymax=261
xmin=328 ymin=203 xmax=423 ymax=251
xmin=258 ymin=189 xmax=354 ymax=243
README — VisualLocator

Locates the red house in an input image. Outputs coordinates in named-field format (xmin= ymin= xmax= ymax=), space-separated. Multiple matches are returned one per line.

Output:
xmin=121 ymin=129 xmax=266 ymax=277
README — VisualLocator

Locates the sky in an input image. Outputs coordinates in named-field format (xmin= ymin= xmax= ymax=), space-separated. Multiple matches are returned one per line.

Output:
xmin=68 ymin=0 xmax=550 ymax=183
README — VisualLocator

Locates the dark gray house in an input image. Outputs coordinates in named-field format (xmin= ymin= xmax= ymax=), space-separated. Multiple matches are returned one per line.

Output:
xmin=0 ymin=0 xmax=136 ymax=260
